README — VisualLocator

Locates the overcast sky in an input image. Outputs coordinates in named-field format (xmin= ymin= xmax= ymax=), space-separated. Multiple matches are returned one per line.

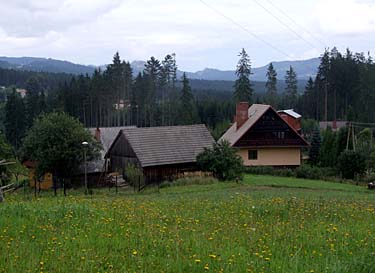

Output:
xmin=0 ymin=0 xmax=374 ymax=71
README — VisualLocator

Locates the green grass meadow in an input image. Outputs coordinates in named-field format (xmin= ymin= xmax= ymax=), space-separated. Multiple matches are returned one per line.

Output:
xmin=1 ymin=175 xmax=375 ymax=273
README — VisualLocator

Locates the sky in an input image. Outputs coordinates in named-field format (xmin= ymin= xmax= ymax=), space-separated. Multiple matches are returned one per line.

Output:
xmin=0 ymin=0 xmax=374 ymax=71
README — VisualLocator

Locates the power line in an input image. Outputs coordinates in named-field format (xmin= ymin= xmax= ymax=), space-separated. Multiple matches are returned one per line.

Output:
xmin=264 ymin=0 xmax=327 ymax=47
xmin=199 ymin=0 xmax=293 ymax=59
xmin=251 ymin=0 xmax=320 ymax=51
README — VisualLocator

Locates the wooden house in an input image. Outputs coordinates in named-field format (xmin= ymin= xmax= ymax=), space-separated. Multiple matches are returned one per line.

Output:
xmin=220 ymin=103 xmax=309 ymax=167
xmin=105 ymin=124 xmax=215 ymax=183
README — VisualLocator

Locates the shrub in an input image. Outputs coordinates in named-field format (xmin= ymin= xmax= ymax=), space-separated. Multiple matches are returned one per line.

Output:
xmin=244 ymin=166 xmax=274 ymax=175
xmin=273 ymin=168 xmax=295 ymax=177
xmin=245 ymin=166 xmax=295 ymax=177
xmin=296 ymin=165 xmax=323 ymax=180
xmin=125 ymin=164 xmax=144 ymax=189
xmin=338 ymin=150 xmax=367 ymax=179
xmin=160 ymin=176 xmax=218 ymax=188
xmin=197 ymin=140 xmax=244 ymax=181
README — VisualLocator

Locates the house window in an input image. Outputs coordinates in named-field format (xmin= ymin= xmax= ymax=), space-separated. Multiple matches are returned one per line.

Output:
xmin=248 ymin=150 xmax=258 ymax=160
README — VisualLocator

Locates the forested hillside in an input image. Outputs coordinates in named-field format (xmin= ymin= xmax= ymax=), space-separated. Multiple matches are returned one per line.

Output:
xmin=1 ymin=48 xmax=375 ymax=152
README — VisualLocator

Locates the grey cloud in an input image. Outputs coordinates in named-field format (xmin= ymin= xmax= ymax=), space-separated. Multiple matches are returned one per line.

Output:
xmin=0 ymin=0 xmax=123 ymax=37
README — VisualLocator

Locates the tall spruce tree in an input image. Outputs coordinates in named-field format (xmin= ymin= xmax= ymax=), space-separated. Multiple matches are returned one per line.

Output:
xmin=144 ymin=57 xmax=162 ymax=126
xmin=160 ymin=54 xmax=177 ymax=125
xmin=106 ymin=52 xmax=127 ymax=126
xmin=309 ymin=127 xmax=321 ymax=165
xmin=180 ymin=73 xmax=198 ymax=125
xmin=234 ymin=48 xmax=253 ymax=103
xmin=4 ymin=89 xmax=26 ymax=150
xmin=25 ymin=76 xmax=44 ymax=126
xmin=302 ymin=77 xmax=315 ymax=118
xmin=284 ymin=66 xmax=298 ymax=109
xmin=265 ymin=62 xmax=277 ymax=107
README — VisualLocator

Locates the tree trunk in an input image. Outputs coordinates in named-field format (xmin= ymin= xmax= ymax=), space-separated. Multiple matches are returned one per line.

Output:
xmin=0 ymin=188 xmax=3 ymax=202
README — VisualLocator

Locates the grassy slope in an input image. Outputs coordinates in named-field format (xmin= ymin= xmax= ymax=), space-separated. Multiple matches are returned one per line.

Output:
xmin=1 ymin=175 xmax=375 ymax=273
xmin=244 ymin=175 xmax=367 ymax=192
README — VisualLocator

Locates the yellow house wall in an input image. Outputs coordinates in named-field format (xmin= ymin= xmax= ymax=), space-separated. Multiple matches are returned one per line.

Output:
xmin=29 ymin=170 xmax=54 ymax=190
xmin=238 ymin=147 xmax=301 ymax=166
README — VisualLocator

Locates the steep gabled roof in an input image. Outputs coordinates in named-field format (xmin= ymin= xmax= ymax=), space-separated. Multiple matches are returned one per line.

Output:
xmin=88 ymin=126 xmax=136 ymax=154
xmin=219 ymin=104 xmax=309 ymax=147
xmin=219 ymin=104 xmax=270 ymax=146
xmin=108 ymin=124 xmax=215 ymax=167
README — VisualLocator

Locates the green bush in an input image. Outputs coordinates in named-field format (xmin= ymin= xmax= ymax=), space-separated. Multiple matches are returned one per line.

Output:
xmin=125 ymin=164 xmax=144 ymax=188
xmin=244 ymin=166 xmax=274 ymax=175
xmin=160 ymin=176 xmax=218 ymax=188
xmin=338 ymin=150 xmax=367 ymax=179
xmin=296 ymin=165 xmax=323 ymax=180
xmin=273 ymin=168 xmax=295 ymax=177
xmin=295 ymin=165 xmax=337 ymax=180
xmin=197 ymin=140 xmax=244 ymax=181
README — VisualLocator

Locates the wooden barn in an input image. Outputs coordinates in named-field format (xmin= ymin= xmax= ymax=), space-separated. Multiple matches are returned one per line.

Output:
xmin=220 ymin=103 xmax=309 ymax=167
xmin=105 ymin=124 xmax=214 ymax=183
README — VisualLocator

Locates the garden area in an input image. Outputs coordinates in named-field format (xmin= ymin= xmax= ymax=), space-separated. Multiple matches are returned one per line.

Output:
xmin=1 ymin=174 xmax=375 ymax=273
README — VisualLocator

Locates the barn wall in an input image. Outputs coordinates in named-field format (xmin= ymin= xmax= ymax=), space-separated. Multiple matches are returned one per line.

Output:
xmin=109 ymin=155 xmax=139 ymax=172
xmin=110 ymin=134 xmax=136 ymax=157
xmin=108 ymin=133 xmax=140 ymax=172
xmin=144 ymin=163 xmax=197 ymax=183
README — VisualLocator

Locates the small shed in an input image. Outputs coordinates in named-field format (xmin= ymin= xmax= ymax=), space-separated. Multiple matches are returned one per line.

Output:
xmin=277 ymin=109 xmax=302 ymax=133
xmin=105 ymin=124 xmax=215 ymax=183
xmin=23 ymin=160 xmax=53 ymax=190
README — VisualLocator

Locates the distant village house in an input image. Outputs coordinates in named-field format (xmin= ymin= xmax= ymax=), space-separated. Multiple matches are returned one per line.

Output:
xmin=220 ymin=103 xmax=309 ymax=167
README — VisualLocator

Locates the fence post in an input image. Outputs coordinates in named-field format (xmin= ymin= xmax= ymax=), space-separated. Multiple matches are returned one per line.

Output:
xmin=63 ymin=178 xmax=66 ymax=196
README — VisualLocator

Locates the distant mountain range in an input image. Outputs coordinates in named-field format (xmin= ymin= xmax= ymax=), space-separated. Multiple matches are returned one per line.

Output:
xmin=0 ymin=56 xmax=319 ymax=82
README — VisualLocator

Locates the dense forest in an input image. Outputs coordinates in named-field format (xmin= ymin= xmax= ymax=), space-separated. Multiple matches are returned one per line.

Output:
xmin=1 ymin=47 xmax=375 ymax=154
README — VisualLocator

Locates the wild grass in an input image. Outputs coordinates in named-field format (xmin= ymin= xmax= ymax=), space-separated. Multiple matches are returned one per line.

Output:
xmin=1 ymin=174 xmax=375 ymax=273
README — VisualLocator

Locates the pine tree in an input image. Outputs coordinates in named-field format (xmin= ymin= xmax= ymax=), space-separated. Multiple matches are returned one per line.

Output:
xmin=144 ymin=57 xmax=162 ymax=126
xmin=132 ymin=72 xmax=147 ymax=126
xmin=25 ymin=76 xmax=44 ymax=126
xmin=319 ymin=127 xmax=338 ymax=167
xmin=4 ymin=89 xmax=26 ymax=150
xmin=284 ymin=66 xmax=298 ymax=109
xmin=265 ymin=62 xmax=277 ymax=107
xmin=309 ymin=127 xmax=321 ymax=165
xmin=315 ymin=49 xmax=330 ymax=120
xmin=234 ymin=48 xmax=253 ymax=103
xmin=302 ymin=77 xmax=315 ymax=118
xmin=106 ymin=52 xmax=127 ymax=126
xmin=180 ymin=73 xmax=198 ymax=124
xmin=160 ymin=54 xmax=178 ymax=125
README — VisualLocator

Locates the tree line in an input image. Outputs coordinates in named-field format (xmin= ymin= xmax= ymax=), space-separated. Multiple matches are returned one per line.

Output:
xmin=2 ymin=47 xmax=375 ymax=156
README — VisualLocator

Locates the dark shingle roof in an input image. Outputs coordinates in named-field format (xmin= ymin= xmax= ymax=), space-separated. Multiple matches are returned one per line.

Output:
xmin=120 ymin=124 xmax=214 ymax=167
xmin=89 ymin=126 xmax=136 ymax=154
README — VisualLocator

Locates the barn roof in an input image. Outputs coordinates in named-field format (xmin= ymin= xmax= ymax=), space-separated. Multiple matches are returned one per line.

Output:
xmin=108 ymin=124 xmax=215 ymax=167
xmin=88 ymin=126 xmax=136 ymax=155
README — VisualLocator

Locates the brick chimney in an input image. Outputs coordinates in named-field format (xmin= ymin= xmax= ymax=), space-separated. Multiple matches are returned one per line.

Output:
xmin=235 ymin=102 xmax=249 ymax=130
xmin=95 ymin=127 xmax=101 ymax=142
